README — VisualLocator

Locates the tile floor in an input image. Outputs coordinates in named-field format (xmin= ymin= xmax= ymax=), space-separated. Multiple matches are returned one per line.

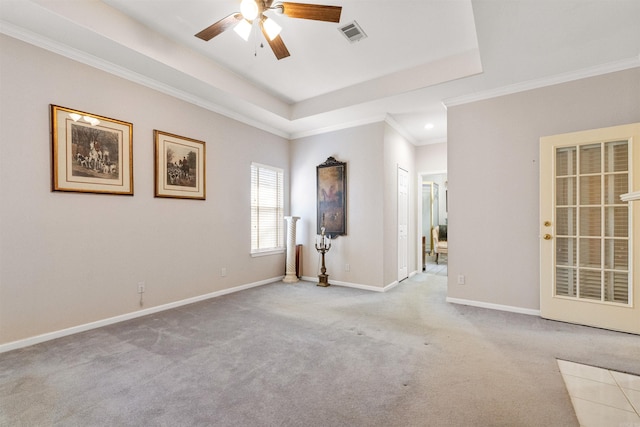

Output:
xmin=558 ymin=359 xmax=640 ymax=427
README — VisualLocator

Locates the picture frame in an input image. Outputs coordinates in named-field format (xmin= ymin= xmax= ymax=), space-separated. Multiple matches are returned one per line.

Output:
xmin=154 ymin=130 xmax=206 ymax=200
xmin=317 ymin=156 xmax=347 ymax=236
xmin=51 ymin=105 xmax=133 ymax=195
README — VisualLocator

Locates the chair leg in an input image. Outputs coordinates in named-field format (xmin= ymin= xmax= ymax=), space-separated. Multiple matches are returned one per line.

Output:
xmin=435 ymin=253 xmax=439 ymax=264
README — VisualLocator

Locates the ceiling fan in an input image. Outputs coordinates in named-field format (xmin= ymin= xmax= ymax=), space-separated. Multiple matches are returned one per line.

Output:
xmin=195 ymin=0 xmax=342 ymax=60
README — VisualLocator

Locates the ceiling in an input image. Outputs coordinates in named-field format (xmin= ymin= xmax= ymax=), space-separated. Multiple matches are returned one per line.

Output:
xmin=1 ymin=0 xmax=639 ymax=144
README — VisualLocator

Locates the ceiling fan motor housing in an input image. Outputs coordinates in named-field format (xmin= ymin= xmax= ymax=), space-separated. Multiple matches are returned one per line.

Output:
xmin=271 ymin=3 xmax=285 ymax=14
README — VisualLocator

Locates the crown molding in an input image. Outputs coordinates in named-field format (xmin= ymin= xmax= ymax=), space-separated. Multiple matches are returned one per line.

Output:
xmin=384 ymin=114 xmax=417 ymax=145
xmin=443 ymin=55 xmax=640 ymax=108
xmin=0 ymin=21 xmax=290 ymax=139
xmin=0 ymin=21 xmax=418 ymax=142
xmin=290 ymin=114 xmax=422 ymax=145
xmin=415 ymin=137 xmax=447 ymax=147
xmin=2 ymin=22 xmax=415 ymax=143
xmin=289 ymin=114 xmax=388 ymax=140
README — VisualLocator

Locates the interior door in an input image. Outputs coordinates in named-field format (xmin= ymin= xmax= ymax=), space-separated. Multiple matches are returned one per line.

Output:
xmin=398 ymin=167 xmax=409 ymax=282
xmin=540 ymin=123 xmax=640 ymax=334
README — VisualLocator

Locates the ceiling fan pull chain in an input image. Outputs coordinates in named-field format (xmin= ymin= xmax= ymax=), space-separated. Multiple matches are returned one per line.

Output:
xmin=252 ymin=22 xmax=258 ymax=56
xmin=254 ymin=28 xmax=261 ymax=57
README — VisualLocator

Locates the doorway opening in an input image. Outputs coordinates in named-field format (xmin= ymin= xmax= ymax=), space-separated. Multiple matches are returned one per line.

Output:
xmin=420 ymin=172 xmax=447 ymax=276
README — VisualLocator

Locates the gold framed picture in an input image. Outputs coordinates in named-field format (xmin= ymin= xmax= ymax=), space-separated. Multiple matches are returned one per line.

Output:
xmin=51 ymin=105 xmax=133 ymax=195
xmin=317 ymin=156 xmax=347 ymax=236
xmin=154 ymin=130 xmax=206 ymax=200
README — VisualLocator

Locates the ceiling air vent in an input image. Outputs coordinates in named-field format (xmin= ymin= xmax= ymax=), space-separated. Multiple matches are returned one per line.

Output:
xmin=338 ymin=21 xmax=367 ymax=43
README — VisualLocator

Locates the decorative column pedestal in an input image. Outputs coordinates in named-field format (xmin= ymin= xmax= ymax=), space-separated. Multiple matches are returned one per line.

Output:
xmin=283 ymin=216 xmax=300 ymax=283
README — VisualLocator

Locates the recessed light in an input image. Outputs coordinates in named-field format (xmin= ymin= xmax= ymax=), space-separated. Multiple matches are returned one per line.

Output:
xmin=424 ymin=123 xmax=434 ymax=130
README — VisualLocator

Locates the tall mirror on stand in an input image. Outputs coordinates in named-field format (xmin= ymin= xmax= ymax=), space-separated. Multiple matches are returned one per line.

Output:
xmin=422 ymin=182 xmax=439 ymax=269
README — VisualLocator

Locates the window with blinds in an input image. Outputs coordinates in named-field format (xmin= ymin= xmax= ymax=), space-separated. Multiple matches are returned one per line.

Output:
xmin=555 ymin=140 xmax=630 ymax=304
xmin=251 ymin=162 xmax=284 ymax=255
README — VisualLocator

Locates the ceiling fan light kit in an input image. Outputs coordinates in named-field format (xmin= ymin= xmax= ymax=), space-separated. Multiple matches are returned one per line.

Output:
xmin=240 ymin=0 xmax=261 ymax=20
xmin=233 ymin=18 xmax=253 ymax=41
xmin=262 ymin=17 xmax=283 ymax=40
xmin=196 ymin=1 xmax=343 ymax=60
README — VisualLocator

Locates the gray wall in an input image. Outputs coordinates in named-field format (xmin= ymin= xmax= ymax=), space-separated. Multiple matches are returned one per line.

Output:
xmin=1 ymin=34 xmax=419 ymax=346
xmin=447 ymin=68 xmax=640 ymax=310
xmin=3 ymin=30 xmax=636 ymax=346
xmin=290 ymin=122 xmax=417 ymax=289
xmin=0 ymin=35 xmax=290 ymax=344
xmin=383 ymin=124 xmax=417 ymax=285
xmin=416 ymin=142 xmax=447 ymax=175
xmin=290 ymin=123 xmax=386 ymax=288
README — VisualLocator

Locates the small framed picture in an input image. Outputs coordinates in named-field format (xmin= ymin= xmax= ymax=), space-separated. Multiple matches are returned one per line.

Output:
xmin=51 ymin=105 xmax=133 ymax=195
xmin=154 ymin=130 xmax=206 ymax=200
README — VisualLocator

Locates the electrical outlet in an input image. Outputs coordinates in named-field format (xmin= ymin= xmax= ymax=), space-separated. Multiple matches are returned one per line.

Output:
xmin=457 ymin=275 xmax=465 ymax=285
xmin=345 ymin=263 xmax=350 ymax=272
xmin=221 ymin=267 xmax=227 ymax=277
xmin=137 ymin=282 xmax=145 ymax=293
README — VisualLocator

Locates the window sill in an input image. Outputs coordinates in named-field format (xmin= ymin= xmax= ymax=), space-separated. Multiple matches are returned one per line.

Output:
xmin=251 ymin=249 xmax=285 ymax=258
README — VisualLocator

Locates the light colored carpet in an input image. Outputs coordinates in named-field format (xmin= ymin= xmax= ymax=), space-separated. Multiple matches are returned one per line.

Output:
xmin=1 ymin=273 xmax=638 ymax=426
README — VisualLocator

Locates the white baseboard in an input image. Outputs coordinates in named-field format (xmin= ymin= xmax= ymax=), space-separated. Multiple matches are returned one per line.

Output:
xmin=383 ymin=280 xmax=400 ymax=292
xmin=446 ymin=297 xmax=541 ymax=317
xmin=300 ymin=276 xmax=392 ymax=292
xmin=0 ymin=276 xmax=283 ymax=354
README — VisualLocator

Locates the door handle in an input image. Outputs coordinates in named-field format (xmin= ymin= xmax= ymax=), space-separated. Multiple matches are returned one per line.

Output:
xmin=544 ymin=221 xmax=551 ymax=227
xmin=543 ymin=234 xmax=553 ymax=240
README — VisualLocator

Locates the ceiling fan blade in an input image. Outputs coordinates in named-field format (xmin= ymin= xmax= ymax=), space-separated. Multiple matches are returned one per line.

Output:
xmin=260 ymin=20 xmax=290 ymax=60
xmin=195 ymin=13 xmax=242 ymax=41
xmin=279 ymin=2 xmax=342 ymax=23
xmin=268 ymin=36 xmax=291 ymax=60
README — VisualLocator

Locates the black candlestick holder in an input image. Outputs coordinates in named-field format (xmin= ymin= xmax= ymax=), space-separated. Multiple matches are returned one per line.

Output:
xmin=315 ymin=227 xmax=331 ymax=287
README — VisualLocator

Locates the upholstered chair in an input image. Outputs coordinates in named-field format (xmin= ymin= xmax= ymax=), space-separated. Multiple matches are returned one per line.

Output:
xmin=432 ymin=226 xmax=448 ymax=264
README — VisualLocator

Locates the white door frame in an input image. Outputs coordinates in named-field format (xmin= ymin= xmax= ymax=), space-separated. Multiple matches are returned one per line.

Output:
xmin=398 ymin=166 xmax=409 ymax=282
xmin=416 ymin=170 xmax=447 ymax=272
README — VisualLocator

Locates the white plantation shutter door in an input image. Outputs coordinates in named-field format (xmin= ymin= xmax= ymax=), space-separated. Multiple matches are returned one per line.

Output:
xmin=555 ymin=140 xmax=630 ymax=304
xmin=251 ymin=163 xmax=284 ymax=254
xmin=540 ymin=123 xmax=639 ymax=334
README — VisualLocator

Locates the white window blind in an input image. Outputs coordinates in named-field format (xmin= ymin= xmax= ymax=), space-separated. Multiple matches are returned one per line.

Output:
xmin=554 ymin=140 xmax=630 ymax=304
xmin=251 ymin=162 xmax=284 ymax=255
